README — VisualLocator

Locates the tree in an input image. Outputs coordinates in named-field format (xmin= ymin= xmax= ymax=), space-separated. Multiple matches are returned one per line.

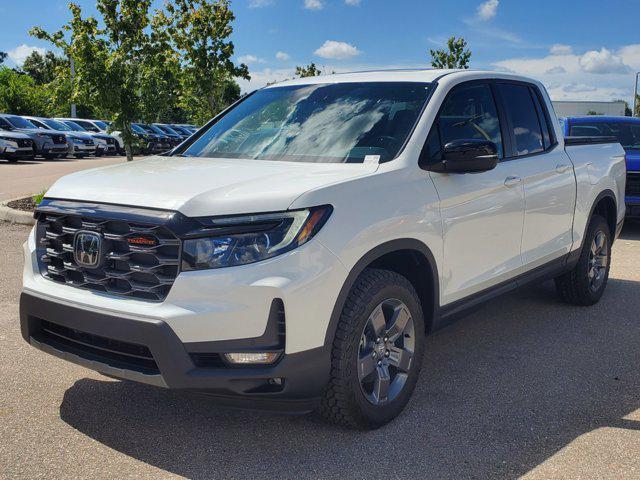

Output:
xmin=295 ymin=63 xmax=322 ymax=78
xmin=164 ymin=0 xmax=249 ymax=125
xmin=32 ymin=0 xmax=158 ymax=161
xmin=21 ymin=50 xmax=67 ymax=85
xmin=429 ymin=36 xmax=471 ymax=69
xmin=0 ymin=51 xmax=7 ymax=65
xmin=0 ymin=67 xmax=51 ymax=116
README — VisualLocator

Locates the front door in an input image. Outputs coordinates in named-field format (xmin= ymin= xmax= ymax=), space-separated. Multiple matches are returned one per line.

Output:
xmin=424 ymin=82 xmax=525 ymax=305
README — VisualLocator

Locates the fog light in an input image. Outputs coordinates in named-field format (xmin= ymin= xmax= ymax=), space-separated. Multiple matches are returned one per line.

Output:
xmin=223 ymin=352 xmax=281 ymax=365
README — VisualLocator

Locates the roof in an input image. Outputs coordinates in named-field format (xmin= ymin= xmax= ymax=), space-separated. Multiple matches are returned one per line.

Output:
xmin=266 ymin=68 xmax=462 ymax=88
xmin=265 ymin=68 xmax=546 ymax=91
xmin=565 ymin=116 xmax=640 ymax=124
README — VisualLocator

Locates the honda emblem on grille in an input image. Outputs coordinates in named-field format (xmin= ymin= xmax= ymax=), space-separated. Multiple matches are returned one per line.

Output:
xmin=74 ymin=231 xmax=103 ymax=268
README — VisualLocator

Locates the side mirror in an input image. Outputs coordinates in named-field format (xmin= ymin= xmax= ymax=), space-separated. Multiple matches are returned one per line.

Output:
xmin=429 ymin=139 xmax=499 ymax=173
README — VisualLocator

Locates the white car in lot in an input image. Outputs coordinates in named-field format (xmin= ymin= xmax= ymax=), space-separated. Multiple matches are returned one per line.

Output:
xmin=20 ymin=69 xmax=626 ymax=429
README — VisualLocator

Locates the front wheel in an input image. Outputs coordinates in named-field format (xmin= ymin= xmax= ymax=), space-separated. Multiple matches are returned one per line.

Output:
xmin=320 ymin=268 xmax=426 ymax=429
xmin=555 ymin=215 xmax=612 ymax=306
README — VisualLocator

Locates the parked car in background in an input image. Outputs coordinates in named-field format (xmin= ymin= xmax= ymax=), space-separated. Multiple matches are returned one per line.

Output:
xmin=0 ymin=114 xmax=68 ymax=159
xmin=132 ymin=123 xmax=172 ymax=153
xmin=561 ymin=116 xmax=638 ymax=217
xmin=136 ymin=123 xmax=179 ymax=148
xmin=0 ymin=130 xmax=35 ymax=162
xmin=153 ymin=123 xmax=189 ymax=142
xmin=55 ymin=118 xmax=118 ymax=155
xmin=20 ymin=70 xmax=625 ymax=429
xmin=23 ymin=116 xmax=96 ymax=159
xmin=169 ymin=124 xmax=195 ymax=138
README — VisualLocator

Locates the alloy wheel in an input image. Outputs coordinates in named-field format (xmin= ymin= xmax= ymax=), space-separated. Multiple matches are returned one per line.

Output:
xmin=588 ymin=230 xmax=608 ymax=292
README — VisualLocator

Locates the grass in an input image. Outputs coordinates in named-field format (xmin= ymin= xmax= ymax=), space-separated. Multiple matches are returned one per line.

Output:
xmin=32 ymin=190 xmax=46 ymax=206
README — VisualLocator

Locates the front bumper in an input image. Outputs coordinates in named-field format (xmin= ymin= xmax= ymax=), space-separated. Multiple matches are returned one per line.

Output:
xmin=1 ymin=146 xmax=34 ymax=159
xmin=40 ymin=143 xmax=69 ymax=156
xmin=20 ymin=292 xmax=329 ymax=412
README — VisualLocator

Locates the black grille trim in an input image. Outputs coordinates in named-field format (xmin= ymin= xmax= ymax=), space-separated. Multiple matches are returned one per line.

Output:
xmin=35 ymin=200 xmax=182 ymax=302
xmin=627 ymin=172 xmax=640 ymax=197
xmin=33 ymin=319 xmax=159 ymax=374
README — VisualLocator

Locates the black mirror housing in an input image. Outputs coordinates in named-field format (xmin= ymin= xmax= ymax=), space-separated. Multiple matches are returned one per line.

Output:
xmin=428 ymin=139 xmax=499 ymax=173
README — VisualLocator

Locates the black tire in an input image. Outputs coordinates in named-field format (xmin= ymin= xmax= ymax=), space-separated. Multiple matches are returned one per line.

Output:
xmin=74 ymin=154 xmax=85 ymax=159
xmin=319 ymin=268 xmax=426 ymax=429
xmin=6 ymin=159 xmax=19 ymax=163
xmin=555 ymin=215 xmax=612 ymax=306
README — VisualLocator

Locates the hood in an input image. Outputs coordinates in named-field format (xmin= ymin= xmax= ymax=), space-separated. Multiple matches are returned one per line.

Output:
xmin=625 ymin=149 xmax=640 ymax=172
xmin=0 ymin=131 xmax=31 ymax=140
xmin=92 ymin=133 xmax=115 ymax=141
xmin=44 ymin=155 xmax=379 ymax=216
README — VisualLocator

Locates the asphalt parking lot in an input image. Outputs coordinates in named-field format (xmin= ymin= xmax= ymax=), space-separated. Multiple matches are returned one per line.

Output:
xmin=0 ymin=156 xmax=127 ymax=202
xmin=1 ymin=220 xmax=639 ymax=479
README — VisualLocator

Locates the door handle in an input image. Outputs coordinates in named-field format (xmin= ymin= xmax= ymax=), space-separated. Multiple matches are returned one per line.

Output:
xmin=504 ymin=176 xmax=522 ymax=187
xmin=556 ymin=164 xmax=571 ymax=174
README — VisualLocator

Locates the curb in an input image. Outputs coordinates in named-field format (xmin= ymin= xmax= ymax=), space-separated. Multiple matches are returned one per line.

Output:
xmin=0 ymin=198 xmax=36 ymax=226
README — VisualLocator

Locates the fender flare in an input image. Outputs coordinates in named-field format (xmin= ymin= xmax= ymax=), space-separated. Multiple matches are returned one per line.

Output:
xmin=323 ymin=238 xmax=440 ymax=346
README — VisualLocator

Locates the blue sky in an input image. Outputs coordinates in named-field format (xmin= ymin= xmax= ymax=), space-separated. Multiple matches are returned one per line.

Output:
xmin=2 ymin=0 xmax=639 ymax=102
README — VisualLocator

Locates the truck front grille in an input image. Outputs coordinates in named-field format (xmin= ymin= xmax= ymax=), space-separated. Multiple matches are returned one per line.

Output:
xmin=627 ymin=172 xmax=640 ymax=197
xmin=36 ymin=204 xmax=181 ymax=301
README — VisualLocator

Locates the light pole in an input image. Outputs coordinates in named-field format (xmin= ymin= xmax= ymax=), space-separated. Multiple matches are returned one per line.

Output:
xmin=70 ymin=56 xmax=77 ymax=118
xmin=634 ymin=72 xmax=640 ymax=117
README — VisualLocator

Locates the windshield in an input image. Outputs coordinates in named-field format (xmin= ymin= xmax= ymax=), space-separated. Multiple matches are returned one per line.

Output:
xmin=93 ymin=120 xmax=108 ymax=130
xmin=157 ymin=125 xmax=180 ymax=135
xmin=42 ymin=119 xmax=73 ymax=131
xmin=62 ymin=120 xmax=87 ymax=132
xmin=181 ymin=82 xmax=432 ymax=163
xmin=7 ymin=116 xmax=37 ymax=129
xmin=570 ymin=121 xmax=640 ymax=149
xmin=131 ymin=124 xmax=147 ymax=134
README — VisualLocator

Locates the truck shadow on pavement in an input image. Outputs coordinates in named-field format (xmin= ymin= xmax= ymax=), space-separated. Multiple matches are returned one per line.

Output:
xmin=59 ymin=268 xmax=640 ymax=480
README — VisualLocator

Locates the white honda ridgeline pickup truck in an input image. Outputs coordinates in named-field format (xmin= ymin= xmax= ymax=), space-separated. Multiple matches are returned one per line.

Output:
xmin=20 ymin=70 xmax=626 ymax=429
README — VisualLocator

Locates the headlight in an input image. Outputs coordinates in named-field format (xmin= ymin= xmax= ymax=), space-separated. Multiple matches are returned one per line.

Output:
xmin=181 ymin=205 xmax=333 ymax=271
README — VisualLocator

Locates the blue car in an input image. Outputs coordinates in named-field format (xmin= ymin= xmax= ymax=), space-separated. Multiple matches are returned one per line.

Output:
xmin=561 ymin=116 xmax=640 ymax=217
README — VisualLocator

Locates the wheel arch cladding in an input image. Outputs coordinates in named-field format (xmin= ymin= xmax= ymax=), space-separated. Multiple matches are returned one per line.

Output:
xmin=592 ymin=190 xmax=617 ymax=238
xmin=324 ymin=239 xmax=439 ymax=346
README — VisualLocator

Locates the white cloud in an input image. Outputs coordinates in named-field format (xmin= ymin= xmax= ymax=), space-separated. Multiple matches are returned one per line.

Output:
xmin=7 ymin=44 xmax=45 ymax=65
xmin=238 ymin=54 xmax=266 ymax=64
xmin=492 ymin=47 xmax=634 ymax=102
xmin=249 ymin=0 xmax=274 ymax=7
xmin=618 ymin=44 xmax=640 ymax=70
xmin=550 ymin=44 xmax=573 ymax=55
xmin=545 ymin=66 xmax=567 ymax=74
xmin=314 ymin=40 xmax=361 ymax=60
xmin=304 ymin=0 xmax=323 ymax=10
xmin=477 ymin=0 xmax=499 ymax=20
xmin=275 ymin=51 xmax=291 ymax=61
xmin=345 ymin=0 xmax=361 ymax=5
xmin=579 ymin=48 xmax=631 ymax=74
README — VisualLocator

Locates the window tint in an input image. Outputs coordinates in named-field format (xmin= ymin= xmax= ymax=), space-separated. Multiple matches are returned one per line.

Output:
xmin=530 ymin=87 xmax=552 ymax=148
xmin=570 ymin=122 xmax=640 ymax=149
xmin=434 ymin=83 xmax=503 ymax=159
xmin=498 ymin=84 xmax=544 ymax=156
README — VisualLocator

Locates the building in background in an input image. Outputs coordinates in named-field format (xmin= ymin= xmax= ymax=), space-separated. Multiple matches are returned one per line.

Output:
xmin=552 ymin=100 xmax=626 ymax=118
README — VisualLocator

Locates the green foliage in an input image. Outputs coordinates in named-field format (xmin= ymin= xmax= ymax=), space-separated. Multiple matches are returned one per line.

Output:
xmin=429 ymin=36 xmax=472 ymax=70
xmin=32 ymin=190 xmax=47 ymax=206
xmin=21 ymin=51 xmax=67 ymax=85
xmin=164 ymin=0 xmax=249 ymax=125
xmin=295 ymin=63 xmax=322 ymax=78
xmin=32 ymin=0 xmax=158 ymax=161
xmin=0 ymin=67 xmax=51 ymax=116
xmin=0 ymin=51 xmax=7 ymax=65
xmin=635 ymin=95 xmax=640 ymax=117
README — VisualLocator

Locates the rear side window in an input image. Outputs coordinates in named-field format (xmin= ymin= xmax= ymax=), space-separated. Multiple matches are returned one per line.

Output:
xmin=497 ymin=84 xmax=544 ymax=156
xmin=427 ymin=83 xmax=503 ymax=160
xmin=570 ymin=122 xmax=640 ymax=149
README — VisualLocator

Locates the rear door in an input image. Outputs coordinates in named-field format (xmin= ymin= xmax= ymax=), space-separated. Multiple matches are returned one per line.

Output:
xmin=424 ymin=82 xmax=525 ymax=305
xmin=495 ymin=82 xmax=576 ymax=268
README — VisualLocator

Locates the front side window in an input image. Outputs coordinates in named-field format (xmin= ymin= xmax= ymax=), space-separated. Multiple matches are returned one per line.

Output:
xmin=7 ymin=116 xmax=37 ymax=129
xmin=570 ymin=121 xmax=640 ymax=149
xmin=497 ymin=84 xmax=544 ymax=156
xmin=180 ymin=82 xmax=432 ymax=163
xmin=424 ymin=83 xmax=503 ymax=161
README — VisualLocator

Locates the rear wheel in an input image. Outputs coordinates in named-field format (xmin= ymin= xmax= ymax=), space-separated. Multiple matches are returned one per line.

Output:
xmin=555 ymin=215 xmax=611 ymax=306
xmin=320 ymin=268 xmax=425 ymax=429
